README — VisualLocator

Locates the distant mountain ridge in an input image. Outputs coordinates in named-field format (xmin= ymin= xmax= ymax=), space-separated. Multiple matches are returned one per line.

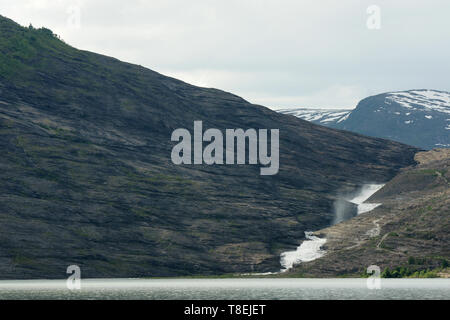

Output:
xmin=278 ymin=89 xmax=450 ymax=150
xmin=276 ymin=108 xmax=352 ymax=126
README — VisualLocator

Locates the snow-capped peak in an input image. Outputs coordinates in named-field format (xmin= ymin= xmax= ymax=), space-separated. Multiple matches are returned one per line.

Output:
xmin=385 ymin=89 xmax=450 ymax=114
xmin=277 ymin=108 xmax=352 ymax=124
xmin=276 ymin=89 xmax=450 ymax=150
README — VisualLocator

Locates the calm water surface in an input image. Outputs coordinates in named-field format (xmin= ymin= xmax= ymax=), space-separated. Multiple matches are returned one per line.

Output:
xmin=0 ymin=278 xmax=448 ymax=300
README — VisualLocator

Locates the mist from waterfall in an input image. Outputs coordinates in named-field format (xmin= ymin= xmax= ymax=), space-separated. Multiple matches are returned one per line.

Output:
xmin=279 ymin=183 xmax=385 ymax=273
xmin=333 ymin=183 xmax=384 ymax=225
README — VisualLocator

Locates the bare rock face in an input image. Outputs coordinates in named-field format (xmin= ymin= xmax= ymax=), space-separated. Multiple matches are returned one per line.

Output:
xmin=415 ymin=148 xmax=450 ymax=165
xmin=0 ymin=16 xmax=419 ymax=279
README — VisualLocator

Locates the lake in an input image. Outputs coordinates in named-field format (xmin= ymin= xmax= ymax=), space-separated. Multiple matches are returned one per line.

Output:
xmin=0 ymin=278 xmax=448 ymax=300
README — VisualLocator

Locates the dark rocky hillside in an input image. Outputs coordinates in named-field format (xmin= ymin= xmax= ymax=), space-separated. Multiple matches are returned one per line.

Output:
xmin=0 ymin=16 xmax=418 ymax=279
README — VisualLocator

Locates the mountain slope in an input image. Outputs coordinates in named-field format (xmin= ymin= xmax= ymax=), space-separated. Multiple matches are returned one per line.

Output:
xmin=286 ymin=149 xmax=450 ymax=277
xmin=278 ymin=90 xmax=450 ymax=150
xmin=0 ymin=16 xmax=418 ymax=279
xmin=338 ymin=90 xmax=450 ymax=150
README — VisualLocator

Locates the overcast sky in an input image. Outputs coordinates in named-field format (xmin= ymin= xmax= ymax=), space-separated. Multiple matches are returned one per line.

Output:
xmin=2 ymin=0 xmax=450 ymax=109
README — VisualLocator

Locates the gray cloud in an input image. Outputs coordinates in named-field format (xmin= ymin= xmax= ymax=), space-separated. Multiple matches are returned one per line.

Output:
xmin=2 ymin=0 xmax=450 ymax=109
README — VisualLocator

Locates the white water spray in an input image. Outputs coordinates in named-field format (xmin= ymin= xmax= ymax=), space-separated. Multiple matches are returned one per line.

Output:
xmin=278 ymin=184 xmax=385 ymax=272
xmin=347 ymin=184 xmax=384 ymax=214
xmin=280 ymin=232 xmax=327 ymax=272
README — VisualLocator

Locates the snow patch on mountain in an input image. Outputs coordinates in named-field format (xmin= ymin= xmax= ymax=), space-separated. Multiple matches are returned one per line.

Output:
xmin=386 ymin=89 xmax=450 ymax=114
xmin=277 ymin=89 xmax=450 ymax=150
xmin=277 ymin=108 xmax=352 ymax=124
